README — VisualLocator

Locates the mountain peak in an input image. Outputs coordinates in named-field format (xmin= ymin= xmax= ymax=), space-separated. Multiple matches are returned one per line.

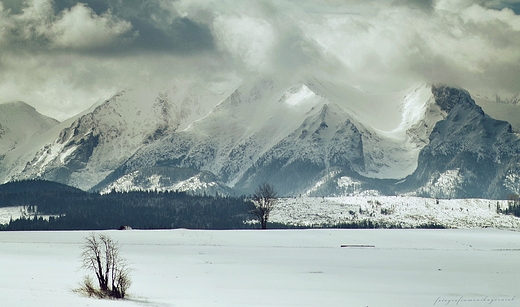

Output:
xmin=0 ymin=101 xmax=59 ymax=125
xmin=316 ymin=103 xmax=352 ymax=126
xmin=1 ymin=101 xmax=35 ymax=111
xmin=280 ymin=84 xmax=317 ymax=106
xmin=432 ymin=85 xmax=478 ymax=113
xmin=0 ymin=101 xmax=60 ymax=159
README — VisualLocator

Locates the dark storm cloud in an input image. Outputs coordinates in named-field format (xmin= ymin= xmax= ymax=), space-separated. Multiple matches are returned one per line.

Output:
xmin=392 ymin=0 xmax=435 ymax=11
xmin=70 ymin=0 xmax=214 ymax=54
xmin=0 ymin=0 xmax=23 ymax=13
xmin=52 ymin=0 xmax=110 ymax=15
xmin=126 ymin=17 xmax=214 ymax=54
xmin=484 ymin=0 xmax=520 ymax=13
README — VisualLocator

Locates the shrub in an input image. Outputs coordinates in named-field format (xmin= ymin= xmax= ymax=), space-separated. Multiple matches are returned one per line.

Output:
xmin=77 ymin=233 xmax=131 ymax=299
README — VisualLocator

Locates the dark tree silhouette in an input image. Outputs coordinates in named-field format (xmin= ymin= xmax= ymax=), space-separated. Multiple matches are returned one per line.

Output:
xmin=249 ymin=183 xmax=278 ymax=229
xmin=79 ymin=233 xmax=131 ymax=299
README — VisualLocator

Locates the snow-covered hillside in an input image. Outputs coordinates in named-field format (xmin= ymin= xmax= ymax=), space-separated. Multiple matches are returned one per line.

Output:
xmin=0 ymin=101 xmax=58 ymax=158
xmin=1 ymin=229 xmax=519 ymax=307
xmin=2 ymin=82 xmax=228 ymax=190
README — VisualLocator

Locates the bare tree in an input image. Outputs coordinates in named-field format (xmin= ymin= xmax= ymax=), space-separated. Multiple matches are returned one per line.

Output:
xmin=79 ymin=233 xmax=131 ymax=299
xmin=249 ymin=183 xmax=278 ymax=229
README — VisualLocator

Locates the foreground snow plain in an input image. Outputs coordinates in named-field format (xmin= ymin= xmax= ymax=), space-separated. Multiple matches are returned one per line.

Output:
xmin=1 ymin=229 xmax=519 ymax=307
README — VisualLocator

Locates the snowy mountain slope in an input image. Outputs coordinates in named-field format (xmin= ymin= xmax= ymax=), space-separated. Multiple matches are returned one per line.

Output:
xmin=397 ymin=86 xmax=520 ymax=198
xmin=94 ymin=79 xmax=441 ymax=196
xmin=307 ymin=82 xmax=445 ymax=179
xmin=0 ymin=101 xmax=58 ymax=159
xmin=0 ymin=112 xmax=84 ymax=185
xmin=3 ymin=83 xmax=227 ymax=190
xmin=232 ymin=103 xmax=367 ymax=195
xmin=95 ymin=79 xmax=347 ymax=193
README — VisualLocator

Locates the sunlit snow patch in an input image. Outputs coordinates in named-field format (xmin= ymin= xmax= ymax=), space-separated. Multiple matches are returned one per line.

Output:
xmin=59 ymin=146 xmax=77 ymax=164
xmin=280 ymin=85 xmax=316 ymax=106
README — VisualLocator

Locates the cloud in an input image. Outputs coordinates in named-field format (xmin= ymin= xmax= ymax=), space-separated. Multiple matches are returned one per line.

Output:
xmin=127 ymin=16 xmax=214 ymax=54
xmin=1 ymin=0 xmax=520 ymax=121
xmin=0 ymin=0 xmax=221 ymax=120
xmin=0 ymin=0 xmax=214 ymax=54
xmin=51 ymin=3 xmax=132 ymax=50
xmin=393 ymin=0 xmax=436 ymax=11
xmin=53 ymin=0 xmax=110 ymax=15
xmin=0 ymin=0 xmax=132 ymax=52
xmin=180 ymin=0 xmax=520 ymax=94
xmin=456 ymin=0 xmax=520 ymax=13
xmin=70 ymin=0 xmax=215 ymax=54
xmin=280 ymin=0 xmax=520 ymax=94
xmin=213 ymin=15 xmax=277 ymax=73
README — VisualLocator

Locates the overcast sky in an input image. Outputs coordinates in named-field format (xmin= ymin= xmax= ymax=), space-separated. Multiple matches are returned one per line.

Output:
xmin=1 ymin=0 xmax=520 ymax=121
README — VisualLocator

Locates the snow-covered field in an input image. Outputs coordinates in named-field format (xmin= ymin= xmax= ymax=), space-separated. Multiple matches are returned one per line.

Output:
xmin=273 ymin=196 xmax=520 ymax=228
xmin=0 ymin=229 xmax=519 ymax=307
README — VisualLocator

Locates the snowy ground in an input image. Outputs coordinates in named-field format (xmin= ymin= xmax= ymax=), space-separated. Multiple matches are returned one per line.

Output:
xmin=0 ymin=206 xmax=26 ymax=224
xmin=0 ymin=229 xmax=519 ymax=307
xmin=0 ymin=206 xmax=57 ymax=224
xmin=272 ymin=196 xmax=520 ymax=228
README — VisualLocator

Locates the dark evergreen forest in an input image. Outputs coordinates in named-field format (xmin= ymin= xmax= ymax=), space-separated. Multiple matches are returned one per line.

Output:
xmin=0 ymin=180 xmax=252 ymax=230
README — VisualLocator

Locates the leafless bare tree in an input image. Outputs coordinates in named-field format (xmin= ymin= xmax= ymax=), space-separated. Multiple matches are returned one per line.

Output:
xmin=79 ymin=233 xmax=131 ymax=299
xmin=249 ymin=183 xmax=278 ymax=229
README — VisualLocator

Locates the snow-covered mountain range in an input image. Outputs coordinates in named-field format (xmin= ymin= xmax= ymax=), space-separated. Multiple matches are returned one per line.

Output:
xmin=1 ymin=79 xmax=519 ymax=199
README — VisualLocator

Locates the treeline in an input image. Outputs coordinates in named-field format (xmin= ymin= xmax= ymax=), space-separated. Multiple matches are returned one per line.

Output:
xmin=0 ymin=180 xmax=252 ymax=230
xmin=501 ymin=194 xmax=520 ymax=217
xmin=0 ymin=179 xmax=83 ymax=195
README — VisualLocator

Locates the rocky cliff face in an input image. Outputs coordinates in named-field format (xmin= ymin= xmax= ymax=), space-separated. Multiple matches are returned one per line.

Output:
xmin=397 ymin=86 xmax=520 ymax=198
